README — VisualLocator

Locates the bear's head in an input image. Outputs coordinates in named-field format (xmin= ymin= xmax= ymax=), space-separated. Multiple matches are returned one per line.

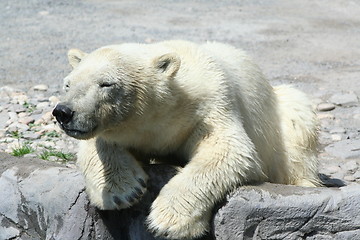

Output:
xmin=53 ymin=45 xmax=181 ymax=140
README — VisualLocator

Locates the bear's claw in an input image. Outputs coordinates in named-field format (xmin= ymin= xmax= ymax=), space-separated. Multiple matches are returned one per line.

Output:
xmin=109 ymin=182 xmax=147 ymax=209
xmin=124 ymin=186 xmax=145 ymax=205
xmin=113 ymin=196 xmax=123 ymax=206
xmin=137 ymin=178 xmax=147 ymax=188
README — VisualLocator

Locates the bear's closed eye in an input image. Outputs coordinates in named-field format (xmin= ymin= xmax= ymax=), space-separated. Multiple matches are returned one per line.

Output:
xmin=99 ymin=82 xmax=115 ymax=88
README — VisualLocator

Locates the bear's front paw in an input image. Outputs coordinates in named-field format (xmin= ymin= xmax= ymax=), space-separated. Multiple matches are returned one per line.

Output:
xmin=109 ymin=176 xmax=148 ymax=209
xmin=86 ymin=170 xmax=148 ymax=210
xmin=147 ymin=193 xmax=210 ymax=239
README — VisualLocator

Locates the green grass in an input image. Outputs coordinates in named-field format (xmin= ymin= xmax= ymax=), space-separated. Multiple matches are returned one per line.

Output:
xmin=11 ymin=142 xmax=76 ymax=163
xmin=23 ymin=102 xmax=36 ymax=113
xmin=11 ymin=144 xmax=34 ymax=157
xmin=28 ymin=123 xmax=40 ymax=128
xmin=39 ymin=150 xmax=75 ymax=162
xmin=10 ymin=131 xmax=23 ymax=139
xmin=43 ymin=131 xmax=61 ymax=138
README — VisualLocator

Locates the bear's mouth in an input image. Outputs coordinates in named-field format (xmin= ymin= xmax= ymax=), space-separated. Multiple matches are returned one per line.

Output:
xmin=61 ymin=125 xmax=97 ymax=140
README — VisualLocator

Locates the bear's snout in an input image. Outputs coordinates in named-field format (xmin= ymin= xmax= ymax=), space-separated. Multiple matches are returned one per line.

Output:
xmin=53 ymin=104 xmax=74 ymax=125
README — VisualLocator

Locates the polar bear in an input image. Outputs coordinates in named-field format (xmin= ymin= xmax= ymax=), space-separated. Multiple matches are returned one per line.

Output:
xmin=52 ymin=40 xmax=319 ymax=239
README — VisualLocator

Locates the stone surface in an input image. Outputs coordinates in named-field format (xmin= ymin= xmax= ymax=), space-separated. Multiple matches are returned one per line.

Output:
xmin=329 ymin=127 xmax=346 ymax=134
xmin=325 ymin=139 xmax=360 ymax=159
xmin=214 ymin=183 xmax=360 ymax=240
xmin=341 ymin=160 xmax=358 ymax=172
xmin=353 ymin=171 xmax=360 ymax=179
xmin=1 ymin=153 xmax=360 ymax=240
xmin=331 ymin=134 xmax=342 ymax=141
xmin=317 ymin=113 xmax=335 ymax=120
xmin=49 ymin=95 xmax=59 ymax=106
xmin=22 ymin=132 xmax=41 ymax=140
xmin=329 ymin=92 xmax=358 ymax=107
xmin=18 ymin=116 xmax=35 ymax=125
xmin=33 ymin=84 xmax=49 ymax=91
xmin=0 ymin=113 xmax=9 ymax=129
xmin=322 ymin=165 xmax=341 ymax=175
xmin=317 ymin=102 xmax=336 ymax=112
xmin=36 ymin=102 xmax=50 ymax=109
xmin=0 ymin=152 xmax=177 ymax=240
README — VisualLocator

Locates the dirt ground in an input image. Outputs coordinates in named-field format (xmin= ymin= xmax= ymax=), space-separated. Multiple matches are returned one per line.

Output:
xmin=1 ymin=0 xmax=359 ymax=92
xmin=1 ymin=0 xmax=360 ymax=181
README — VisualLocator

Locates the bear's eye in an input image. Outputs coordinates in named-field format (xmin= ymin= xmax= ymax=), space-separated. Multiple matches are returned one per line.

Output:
xmin=99 ymin=82 xmax=115 ymax=88
xmin=64 ymin=84 xmax=70 ymax=92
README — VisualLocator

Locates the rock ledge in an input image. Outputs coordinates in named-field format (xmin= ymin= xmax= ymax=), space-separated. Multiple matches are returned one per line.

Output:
xmin=1 ymin=153 xmax=359 ymax=240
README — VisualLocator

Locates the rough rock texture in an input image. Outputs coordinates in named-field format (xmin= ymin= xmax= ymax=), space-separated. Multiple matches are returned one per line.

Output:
xmin=213 ymin=183 xmax=360 ymax=240
xmin=0 ymin=152 xmax=177 ymax=240
xmin=1 ymin=153 xmax=360 ymax=240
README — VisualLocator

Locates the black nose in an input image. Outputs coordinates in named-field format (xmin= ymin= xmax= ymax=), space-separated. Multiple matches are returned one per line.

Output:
xmin=52 ymin=104 xmax=74 ymax=124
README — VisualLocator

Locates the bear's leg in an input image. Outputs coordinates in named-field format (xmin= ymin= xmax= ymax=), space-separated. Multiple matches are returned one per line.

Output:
xmin=274 ymin=85 xmax=320 ymax=187
xmin=77 ymin=138 xmax=148 ymax=210
xmin=147 ymin=126 xmax=264 ymax=239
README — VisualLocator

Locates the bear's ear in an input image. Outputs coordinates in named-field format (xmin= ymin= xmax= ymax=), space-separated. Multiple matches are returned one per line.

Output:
xmin=67 ymin=48 xmax=87 ymax=69
xmin=153 ymin=53 xmax=181 ymax=78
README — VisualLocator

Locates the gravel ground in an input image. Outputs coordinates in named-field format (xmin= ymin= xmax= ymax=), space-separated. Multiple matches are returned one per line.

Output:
xmin=1 ymin=0 xmax=359 ymax=185
xmin=0 ymin=85 xmax=78 ymax=163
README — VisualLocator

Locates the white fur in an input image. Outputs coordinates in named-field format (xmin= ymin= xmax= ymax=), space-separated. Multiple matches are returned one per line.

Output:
xmin=63 ymin=40 xmax=320 ymax=239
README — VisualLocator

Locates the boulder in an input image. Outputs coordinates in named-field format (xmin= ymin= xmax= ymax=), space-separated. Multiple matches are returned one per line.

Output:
xmin=1 ymin=153 xmax=360 ymax=240
xmin=0 ymin=153 xmax=176 ymax=240
xmin=213 ymin=183 xmax=360 ymax=239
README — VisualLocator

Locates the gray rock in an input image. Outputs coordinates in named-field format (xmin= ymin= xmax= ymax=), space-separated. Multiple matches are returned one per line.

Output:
xmin=1 ymin=153 xmax=360 ymax=240
xmin=37 ymin=97 xmax=50 ymax=103
xmin=214 ymin=183 xmax=360 ymax=240
xmin=322 ymin=165 xmax=341 ymax=175
xmin=18 ymin=116 xmax=35 ymax=125
xmin=317 ymin=113 xmax=335 ymax=120
xmin=317 ymin=102 xmax=335 ymax=112
xmin=14 ymin=106 xmax=26 ymax=113
xmin=0 ymin=153 xmax=177 ymax=240
xmin=353 ymin=170 xmax=360 ymax=179
xmin=329 ymin=92 xmax=358 ymax=107
xmin=49 ymin=96 xmax=59 ymax=106
xmin=7 ymin=112 xmax=18 ymax=122
xmin=341 ymin=160 xmax=358 ymax=172
xmin=15 ymin=94 xmax=28 ymax=105
xmin=344 ymin=175 xmax=356 ymax=182
xmin=0 ymin=112 xmax=9 ymax=129
xmin=330 ymin=171 xmax=345 ymax=181
xmin=22 ymin=132 xmax=41 ymax=140
xmin=48 ymin=156 xmax=58 ymax=162
xmin=32 ymin=109 xmax=43 ymax=115
xmin=0 ymin=217 xmax=19 ymax=240
xmin=33 ymin=84 xmax=48 ymax=91
xmin=36 ymin=102 xmax=50 ymax=109
xmin=331 ymin=134 xmax=342 ymax=141
xmin=7 ymin=123 xmax=30 ymax=133
xmin=0 ymin=129 xmax=5 ymax=138
xmin=325 ymin=139 xmax=360 ymax=159
xmin=17 ymin=112 xmax=28 ymax=118
xmin=329 ymin=127 xmax=346 ymax=134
